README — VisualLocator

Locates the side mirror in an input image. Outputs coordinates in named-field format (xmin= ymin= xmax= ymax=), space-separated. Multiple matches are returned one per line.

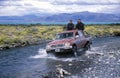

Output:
xmin=75 ymin=35 xmax=79 ymax=38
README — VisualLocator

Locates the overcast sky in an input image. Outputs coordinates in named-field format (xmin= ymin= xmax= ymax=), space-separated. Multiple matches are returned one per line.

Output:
xmin=0 ymin=0 xmax=120 ymax=16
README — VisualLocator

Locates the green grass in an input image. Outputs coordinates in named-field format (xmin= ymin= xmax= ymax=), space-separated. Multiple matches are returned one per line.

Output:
xmin=0 ymin=26 xmax=63 ymax=46
xmin=0 ymin=25 xmax=120 ymax=46
xmin=85 ymin=25 xmax=120 ymax=37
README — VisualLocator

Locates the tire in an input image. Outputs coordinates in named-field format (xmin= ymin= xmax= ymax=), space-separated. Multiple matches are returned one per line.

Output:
xmin=46 ymin=50 xmax=51 ymax=53
xmin=72 ymin=45 xmax=78 ymax=57
xmin=72 ymin=45 xmax=77 ymax=53
xmin=84 ymin=42 xmax=91 ymax=50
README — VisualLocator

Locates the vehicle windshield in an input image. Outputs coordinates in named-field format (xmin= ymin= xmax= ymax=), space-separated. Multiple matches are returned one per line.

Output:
xmin=55 ymin=32 xmax=74 ymax=40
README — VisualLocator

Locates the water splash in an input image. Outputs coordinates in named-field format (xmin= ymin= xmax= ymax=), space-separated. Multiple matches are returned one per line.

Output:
xmin=30 ymin=48 xmax=48 ymax=59
xmin=30 ymin=43 xmax=118 ymax=63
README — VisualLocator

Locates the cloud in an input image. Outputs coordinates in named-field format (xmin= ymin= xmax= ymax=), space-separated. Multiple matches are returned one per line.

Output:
xmin=0 ymin=0 xmax=119 ymax=16
xmin=52 ymin=0 xmax=120 ymax=5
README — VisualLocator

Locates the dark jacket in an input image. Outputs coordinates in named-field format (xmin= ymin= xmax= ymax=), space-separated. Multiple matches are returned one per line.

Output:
xmin=67 ymin=23 xmax=74 ymax=30
xmin=76 ymin=22 xmax=84 ymax=30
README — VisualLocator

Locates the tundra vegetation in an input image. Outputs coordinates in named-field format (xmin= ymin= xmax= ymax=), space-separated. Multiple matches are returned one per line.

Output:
xmin=0 ymin=24 xmax=120 ymax=50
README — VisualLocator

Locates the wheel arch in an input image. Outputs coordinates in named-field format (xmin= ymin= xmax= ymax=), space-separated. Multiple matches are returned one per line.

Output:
xmin=72 ymin=43 xmax=77 ymax=48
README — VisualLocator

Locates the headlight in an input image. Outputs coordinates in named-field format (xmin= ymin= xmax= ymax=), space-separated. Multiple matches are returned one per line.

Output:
xmin=46 ymin=45 xmax=51 ymax=48
xmin=64 ymin=42 xmax=70 ymax=47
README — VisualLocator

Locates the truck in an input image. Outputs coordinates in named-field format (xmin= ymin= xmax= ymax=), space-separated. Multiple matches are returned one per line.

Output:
xmin=46 ymin=30 xmax=92 ymax=54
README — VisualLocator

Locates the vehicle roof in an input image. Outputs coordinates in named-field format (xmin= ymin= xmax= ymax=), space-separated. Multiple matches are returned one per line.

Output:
xmin=59 ymin=30 xmax=78 ymax=34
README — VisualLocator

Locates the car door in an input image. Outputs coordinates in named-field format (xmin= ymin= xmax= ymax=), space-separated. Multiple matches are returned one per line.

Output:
xmin=75 ymin=32 xmax=82 ymax=49
xmin=77 ymin=31 xmax=85 ymax=48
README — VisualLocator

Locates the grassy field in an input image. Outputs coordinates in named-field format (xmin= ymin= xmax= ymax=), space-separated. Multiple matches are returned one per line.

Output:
xmin=0 ymin=26 xmax=63 ymax=49
xmin=0 ymin=25 xmax=120 ymax=49
xmin=85 ymin=25 xmax=120 ymax=37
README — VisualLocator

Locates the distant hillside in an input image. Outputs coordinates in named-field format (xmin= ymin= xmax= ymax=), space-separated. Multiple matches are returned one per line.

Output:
xmin=44 ymin=12 xmax=120 ymax=22
xmin=0 ymin=12 xmax=120 ymax=23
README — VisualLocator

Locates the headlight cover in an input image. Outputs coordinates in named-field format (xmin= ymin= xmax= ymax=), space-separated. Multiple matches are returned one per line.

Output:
xmin=64 ymin=42 xmax=71 ymax=47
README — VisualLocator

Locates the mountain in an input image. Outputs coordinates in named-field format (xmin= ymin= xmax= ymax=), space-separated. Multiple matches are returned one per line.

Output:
xmin=0 ymin=12 xmax=120 ymax=23
xmin=44 ymin=12 xmax=120 ymax=22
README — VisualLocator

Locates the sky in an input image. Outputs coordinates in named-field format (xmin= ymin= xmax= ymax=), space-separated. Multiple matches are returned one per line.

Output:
xmin=0 ymin=0 xmax=120 ymax=16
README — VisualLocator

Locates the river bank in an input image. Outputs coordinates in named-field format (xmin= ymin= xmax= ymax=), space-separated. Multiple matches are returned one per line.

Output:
xmin=0 ymin=39 xmax=49 ymax=50
xmin=0 ymin=25 xmax=120 ymax=50
xmin=0 ymin=26 xmax=63 ymax=50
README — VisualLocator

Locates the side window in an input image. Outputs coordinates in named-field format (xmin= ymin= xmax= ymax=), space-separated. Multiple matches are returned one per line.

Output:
xmin=75 ymin=32 xmax=79 ymax=36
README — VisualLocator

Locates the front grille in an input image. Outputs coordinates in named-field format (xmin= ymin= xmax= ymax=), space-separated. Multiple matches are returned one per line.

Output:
xmin=51 ymin=44 xmax=64 ymax=48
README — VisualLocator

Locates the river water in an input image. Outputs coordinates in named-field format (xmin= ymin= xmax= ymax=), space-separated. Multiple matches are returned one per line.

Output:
xmin=0 ymin=37 xmax=120 ymax=78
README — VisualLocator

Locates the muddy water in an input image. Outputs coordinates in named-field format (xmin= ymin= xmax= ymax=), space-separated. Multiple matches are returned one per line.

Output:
xmin=0 ymin=37 xmax=120 ymax=78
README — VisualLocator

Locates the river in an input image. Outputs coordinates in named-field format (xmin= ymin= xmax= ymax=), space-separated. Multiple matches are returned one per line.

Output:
xmin=0 ymin=37 xmax=120 ymax=78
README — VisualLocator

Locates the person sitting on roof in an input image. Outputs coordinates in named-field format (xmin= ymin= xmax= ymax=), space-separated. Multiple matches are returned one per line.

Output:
xmin=66 ymin=20 xmax=74 ymax=30
xmin=76 ymin=19 xmax=85 ymax=37
xmin=76 ymin=19 xmax=84 ymax=31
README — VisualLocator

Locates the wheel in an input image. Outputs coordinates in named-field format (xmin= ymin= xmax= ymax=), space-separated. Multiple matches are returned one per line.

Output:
xmin=84 ymin=42 xmax=91 ymax=50
xmin=46 ymin=50 xmax=51 ymax=53
xmin=72 ymin=45 xmax=77 ymax=56
xmin=72 ymin=45 xmax=77 ymax=52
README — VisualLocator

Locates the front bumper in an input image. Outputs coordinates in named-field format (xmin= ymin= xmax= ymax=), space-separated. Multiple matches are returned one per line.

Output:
xmin=46 ymin=46 xmax=73 ymax=53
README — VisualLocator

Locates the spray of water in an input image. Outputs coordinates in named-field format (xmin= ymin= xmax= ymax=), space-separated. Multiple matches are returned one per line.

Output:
xmin=30 ymin=48 xmax=57 ymax=59
xmin=30 ymin=44 xmax=115 ymax=62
